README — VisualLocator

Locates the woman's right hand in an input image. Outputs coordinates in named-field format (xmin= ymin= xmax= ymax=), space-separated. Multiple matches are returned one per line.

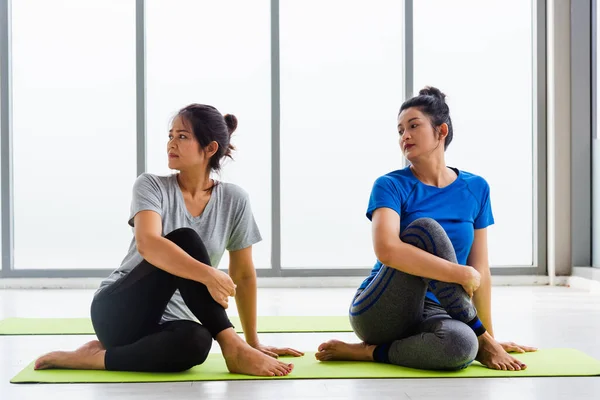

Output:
xmin=461 ymin=267 xmax=481 ymax=297
xmin=206 ymin=268 xmax=236 ymax=309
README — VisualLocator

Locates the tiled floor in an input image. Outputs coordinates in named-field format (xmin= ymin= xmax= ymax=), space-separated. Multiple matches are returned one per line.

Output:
xmin=1 ymin=286 xmax=600 ymax=400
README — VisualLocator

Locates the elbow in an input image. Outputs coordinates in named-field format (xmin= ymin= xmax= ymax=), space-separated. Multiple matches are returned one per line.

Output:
xmin=136 ymin=236 xmax=155 ymax=259
xmin=230 ymin=268 xmax=256 ymax=284
xmin=374 ymin=241 xmax=395 ymax=266
xmin=136 ymin=241 xmax=148 ymax=258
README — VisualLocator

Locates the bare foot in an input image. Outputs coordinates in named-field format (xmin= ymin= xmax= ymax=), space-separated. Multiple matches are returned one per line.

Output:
xmin=476 ymin=333 xmax=526 ymax=371
xmin=315 ymin=340 xmax=376 ymax=362
xmin=217 ymin=329 xmax=294 ymax=377
xmin=34 ymin=340 xmax=106 ymax=370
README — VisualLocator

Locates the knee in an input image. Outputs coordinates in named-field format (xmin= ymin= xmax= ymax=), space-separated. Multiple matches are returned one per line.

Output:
xmin=169 ymin=323 xmax=213 ymax=371
xmin=405 ymin=218 xmax=443 ymax=234
xmin=165 ymin=227 xmax=199 ymax=243
xmin=401 ymin=218 xmax=454 ymax=259
xmin=164 ymin=229 xmax=209 ymax=261
xmin=439 ymin=328 xmax=478 ymax=371
xmin=184 ymin=325 xmax=213 ymax=366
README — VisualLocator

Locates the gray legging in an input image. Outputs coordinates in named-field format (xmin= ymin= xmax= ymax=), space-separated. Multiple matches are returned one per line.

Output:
xmin=349 ymin=218 xmax=484 ymax=371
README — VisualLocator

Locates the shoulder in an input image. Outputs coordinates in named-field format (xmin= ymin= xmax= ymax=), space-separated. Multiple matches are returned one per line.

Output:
xmin=458 ymin=170 xmax=490 ymax=191
xmin=373 ymin=168 xmax=416 ymax=192
xmin=375 ymin=167 xmax=414 ymax=187
xmin=216 ymin=182 xmax=254 ymax=219
xmin=217 ymin=182 xmax=251 ymax=207
xmin=218 ymin=181 xmax=249 ymax=198
xmin=131 ymin=173 xmax=174 ymax=201
xmin=134 ymin=172 xmax=171 ymax=187
xmin=457 ymin=170 xmax=491 ymax=201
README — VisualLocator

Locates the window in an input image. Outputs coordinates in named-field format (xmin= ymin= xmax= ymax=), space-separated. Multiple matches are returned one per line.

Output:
xmin=11 ymin=0 xmax=136 ymax=269
xmin=146 ymin=0 xmax=272 ymax=268
xmin=414 ymin=0 xmax=535 ymax=266
xmin=594 ymin=0 xmax=600 ymax=268
xmin=280 ymin=0 xmax=404 ymax=268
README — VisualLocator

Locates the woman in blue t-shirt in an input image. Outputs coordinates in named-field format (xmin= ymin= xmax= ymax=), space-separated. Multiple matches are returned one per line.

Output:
xmin=316 ymin=87 xmax=536 ymax=371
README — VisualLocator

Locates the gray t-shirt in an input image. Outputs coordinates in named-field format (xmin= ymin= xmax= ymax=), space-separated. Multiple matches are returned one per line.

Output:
xmin=96 ymin=173 xmax=262 ymax=323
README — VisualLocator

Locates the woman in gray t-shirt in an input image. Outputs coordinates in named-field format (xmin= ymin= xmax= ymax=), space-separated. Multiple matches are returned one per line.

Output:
xmin=34 ymin=104 xmax=303 ymax=377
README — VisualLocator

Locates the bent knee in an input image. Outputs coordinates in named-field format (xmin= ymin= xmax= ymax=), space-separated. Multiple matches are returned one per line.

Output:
xmin=165 ymin=227 xmax=199 ymax=242
xmin=406 ymin=217 xmax=442 ymax=230
xmin=186 ymin=325 xmax=213 ymax=365
xmin=439 ymin=328 xmax=478 ymax=370
xmin=169 ymin=323 xmax=213 ymax=371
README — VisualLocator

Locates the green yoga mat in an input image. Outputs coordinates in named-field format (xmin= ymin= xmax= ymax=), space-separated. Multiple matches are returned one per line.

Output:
xmin=0 ymin=316 xmax=352 ymax=335
xmin=10 ymin=349 xmax=600 ymax=383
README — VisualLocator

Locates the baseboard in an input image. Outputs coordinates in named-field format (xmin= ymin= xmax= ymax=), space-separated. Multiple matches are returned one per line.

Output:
xmin=569 ymin=267 xmax=600 ymax=292
xmin=0 ymin=275 xmax=564 ymax=289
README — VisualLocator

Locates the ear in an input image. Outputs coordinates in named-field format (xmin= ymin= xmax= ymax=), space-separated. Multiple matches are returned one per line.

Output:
xmin=438 ymin=123 xmax=449 ymax=140
xmin=205 ymin=141 xmax=219 ymax=158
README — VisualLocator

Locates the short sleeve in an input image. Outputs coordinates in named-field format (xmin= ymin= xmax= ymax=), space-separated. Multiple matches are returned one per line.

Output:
xmin=128 ymin=173 xmax=163 ymax=227
xmin=366 ymin=176 xmax=402 ymax=221
xmin=474 ymin=180 xmax=495 ymax=229
xmin=227 ymin=190 xmax=262 ymax=251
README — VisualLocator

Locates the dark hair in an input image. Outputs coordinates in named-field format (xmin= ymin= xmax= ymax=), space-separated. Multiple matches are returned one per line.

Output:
xmin=399 ymin=86 xmax=453 ymax=150
xmin=176 ymin=104 xmax=237 ymax=172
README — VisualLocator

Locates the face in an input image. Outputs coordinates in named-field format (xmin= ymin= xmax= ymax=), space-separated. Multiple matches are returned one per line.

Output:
xmin=397 ymin=107 xmax=446 ymax=162
xmin=167 ymin=115 xmax=217 ymax=172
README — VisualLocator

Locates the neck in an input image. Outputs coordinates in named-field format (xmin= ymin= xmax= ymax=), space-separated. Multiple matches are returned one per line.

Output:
xmin=177 ymin=168 xmax=212 ymax=197
xmin=409 ymin=155 xmax=451 ymax=187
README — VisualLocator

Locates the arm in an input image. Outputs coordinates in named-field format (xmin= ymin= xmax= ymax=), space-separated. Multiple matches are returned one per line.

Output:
xmin=467 ymin=228 xmax=494 ymax=336
xmin=228 ymin=246 xmax=304 ymax=358
xmin=372 ymin=208 xmax=472 ymax=287
xmin=134 ymin=211 xmax=235 ymax=308
xmin=228 ymin=246 xmax=259 ymax=346
xmin=134 ymin=210 xmax=214 ymax=284
xmin=468 ymin=227 xmax=537 ymax=354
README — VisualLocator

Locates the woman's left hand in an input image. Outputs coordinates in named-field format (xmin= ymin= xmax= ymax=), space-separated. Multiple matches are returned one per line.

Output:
xmin=252 ymin=343 xmax=305 ymax=358
xmin=499 ymin=341 xmax=538 ymax=354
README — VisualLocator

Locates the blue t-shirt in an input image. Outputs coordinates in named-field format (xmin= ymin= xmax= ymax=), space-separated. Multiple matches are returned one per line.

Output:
xmin=360 ymin=166 xmax=494 ymax=302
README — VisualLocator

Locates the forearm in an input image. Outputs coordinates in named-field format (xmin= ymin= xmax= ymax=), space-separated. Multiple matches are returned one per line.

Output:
xmin=472 ymin=264 xmax=493 ymax=336
xmin=233 ymin=274 xmax=259 ymax=346
xmin=138 ymin=236 xmax=213 ymax=284
xmin=379 ymin=241 xmax=467 ymax=285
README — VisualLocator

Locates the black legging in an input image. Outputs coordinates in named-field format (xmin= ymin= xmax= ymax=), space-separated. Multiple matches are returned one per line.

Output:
xmin=90 ymin=228 xmax=234 ymax=372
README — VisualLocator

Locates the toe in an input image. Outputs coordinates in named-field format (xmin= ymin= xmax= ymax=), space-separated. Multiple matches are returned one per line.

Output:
xmin=318 ymin=342 xmax=331 ymax=352
xmin=277 ymin=366 xmax=289 ymax=376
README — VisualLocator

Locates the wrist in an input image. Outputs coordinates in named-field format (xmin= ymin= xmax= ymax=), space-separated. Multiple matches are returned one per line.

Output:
xmin=246 ymin=337 xmax=260 ymax=347
xmin=195 ymin=263 xmax=215 ymax=285
xmin=454 ymin=263 xmax=469 ymax=285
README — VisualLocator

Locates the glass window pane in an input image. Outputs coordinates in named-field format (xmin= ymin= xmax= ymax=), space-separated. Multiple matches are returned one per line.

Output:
xmin=11 ymin=0 xmax=136 ymax=269
xmin=414 ymin=0 xmax=534 ymax=266
xmin=280 ymin=0 xmax=404 ymax=268
xmin=594 ymin=1 xmax=600 ymax=268
xmin=146 ymin=0 xmax=271 ymax=269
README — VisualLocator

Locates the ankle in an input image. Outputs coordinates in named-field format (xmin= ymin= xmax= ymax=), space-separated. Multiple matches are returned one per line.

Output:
xmin=364 ymin=344 xmax=376 ymax=361
xmin=216 ymin=328 xmax=244 ymax=350
xmin=478 ymin=331 xmax=496 ymax=345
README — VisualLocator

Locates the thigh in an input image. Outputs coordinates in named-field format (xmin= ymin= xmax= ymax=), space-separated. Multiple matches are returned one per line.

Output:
xmin=349 ymin=265 xmax=427 ymax=344
xmin=91 ymin=261 xmax=177 ymax=348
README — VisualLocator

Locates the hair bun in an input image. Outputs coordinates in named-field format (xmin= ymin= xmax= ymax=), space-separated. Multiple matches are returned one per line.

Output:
xmin=224 ymin=114 xmax=238 ymax=135
xmin=419 ymin=86 xmax=446 ymax=102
